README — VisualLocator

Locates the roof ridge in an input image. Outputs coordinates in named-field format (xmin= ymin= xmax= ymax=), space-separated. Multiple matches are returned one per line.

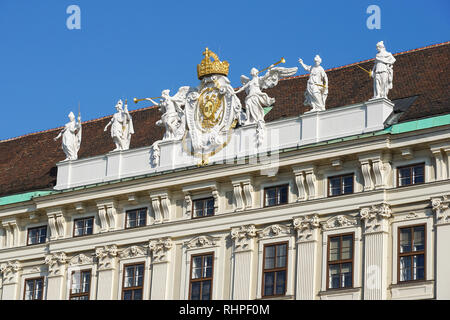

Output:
xmin=0 ymin=104 xmax=159 ymax=144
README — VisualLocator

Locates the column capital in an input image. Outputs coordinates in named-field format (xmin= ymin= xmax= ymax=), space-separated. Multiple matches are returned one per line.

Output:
xmin=360 ymin=202 xmax=392 ymax=234
xmin=149 ymin=237 xmax=173 ymax=263
xmin=432 ymin=195 xmax=450 ymax=226
xmin=0 ymin=260 xmax=21 ymax=284
xmin=95 ymin=245 xmax=118 ymax=270
xmin=231 ymin=225 xmax=257 ymax=252
xmin=293 ymin=215 xmax=320 ymax=242
xmin=44 ymin=252 xmax=67 ymax=277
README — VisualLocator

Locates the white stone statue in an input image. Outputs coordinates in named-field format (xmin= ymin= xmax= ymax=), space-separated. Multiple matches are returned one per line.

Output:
xmin=146 ymin=87 xmax=190 ymax=141
xmin=104 ymin=99 xmax=134 ymax=151
xmin=298 ymin=55 xmax=328 ymax=111
xmin=235 ymin=65 xmax=298 ymax=144
xmin=372 ymin=41 xmax=396 ymax=99
xmin=54 ymin=111 xmax=82 ymax=161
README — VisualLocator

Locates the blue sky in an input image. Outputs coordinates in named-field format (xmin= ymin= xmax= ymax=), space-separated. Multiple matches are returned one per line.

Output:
xmin=0 ymin=0 xmax=448 ymax=140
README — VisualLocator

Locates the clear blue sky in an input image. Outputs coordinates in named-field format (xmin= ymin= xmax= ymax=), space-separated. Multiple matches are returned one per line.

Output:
xmin=0 ymin=0 xmax=448 ymax=140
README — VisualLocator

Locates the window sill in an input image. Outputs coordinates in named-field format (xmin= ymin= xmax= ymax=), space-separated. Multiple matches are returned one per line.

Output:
xmin=256 ymin=294 xmax=294 ymax=300
xmin=319 ymin=287 xmax=362 ymax=300
xmin=390 ymin=280 xmax=434 ymax=300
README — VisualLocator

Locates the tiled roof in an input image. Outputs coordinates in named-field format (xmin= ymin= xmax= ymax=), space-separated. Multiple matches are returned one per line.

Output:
xmin=1 ymin=42 xmax=449 ymax=197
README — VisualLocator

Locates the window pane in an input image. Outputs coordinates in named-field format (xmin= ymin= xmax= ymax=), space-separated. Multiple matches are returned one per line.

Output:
xmin=328 ymin=265 xmax=340 ymax=289
xmin=413 ymin=226 xmax=425 ymax=251
xmin=38 ymin=227 xmax=47 ymax=243
xmin=127 ymin=212 xmax=136 ymax=228
xmin=135 ymin=265 xmax=144 ymax=286
xmin=85 ymin=219 xmax=93 ymax=235
xmin=264 ymin=246 xmax=275 ymax=269
xmin=278 ymin=186 xmax=288 ymax=204
xmin=74 ymin=220 xmax=84 ymax=236
xmin=124 ymin=267 xmax=134 ymax=287
xmin=263 ymin=272 xmax=274 ymax=296
xmin=192 ymin=256 xmax=202 ymax=279
xmin=399 ymin=167 xmax=411 ymax=186
xmin=341 ymin=263 xmax=352 ymax=288
xmin=35 ymin=279 xmax=43 ymax=300
xmin=123 ymin=290 xmax=132 ymax=300
xmin=265 ymin=188 xmax=277 ymax=206
xmin=400 ymin=228 xmax=412 ymax=253
xmin=413 ymin=254 xmax=425 ymax=280
xmin=329 ymin=237 xmax=340 ymax=261
xmin=276 ymin=244 xmax=287 ymax=268
xmin=413 ymin=165 xmax=424 ymax=184
xmin=201 ymin=280 xmax=211 ymax=300
xmin=275 ymin=270 xmax=286 ymax=295
xmin=72 ymin=272 xmax=81 ymax=293
xmin=133 ymin=289 xmax=143 ymax=300
xmin=329 ymin=177 xmax=341 ymax=196
xmin=399 ymin=256 xmax=412 ymax=281
xmin=190 ymin=282 xmax=201 ymax=300
xmin=341 ymin=236 xmax=353 ymax=260
xmin=82 ymin=272 xmax=91 ymax=293
xmin=138 ymin=210 xmax=146 ymax=226
xmin=342 ymin=176 xmax=353 ymax=194
xmin=25 ymin=281 xmax=35 ymax=300
xmin=203 ymin=255 xmax=213 ymax=278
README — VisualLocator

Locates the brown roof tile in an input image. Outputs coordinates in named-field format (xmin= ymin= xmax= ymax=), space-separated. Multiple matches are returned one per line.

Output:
xmin=1 ymin=42 xmax=449 ymax=197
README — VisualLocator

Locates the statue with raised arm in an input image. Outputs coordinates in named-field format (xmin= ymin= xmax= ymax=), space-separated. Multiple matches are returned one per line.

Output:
xmin=146 ymin=86 xmax=190 ymax=141
xmin=54 ymin=111 xmax=82 ymax=161
xmin=104 ymin=99 xmax=134 ymax=151
xmin=372 ymin=41 xmax=396 ymax=99
xmin=298 ymin=55 xmax=328 ymax=111
xmin=235 ymin=64 xmax=298 ymax=144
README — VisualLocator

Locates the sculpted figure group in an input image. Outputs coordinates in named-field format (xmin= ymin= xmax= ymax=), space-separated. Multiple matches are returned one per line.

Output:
xmin=55 ymin=41 xmax=395 ymax=162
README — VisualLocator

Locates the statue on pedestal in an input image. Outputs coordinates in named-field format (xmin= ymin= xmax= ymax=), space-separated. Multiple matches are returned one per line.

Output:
xmin=54 ymin=111 xmax=82 ymax=161
xmin=236 ymin=62 xmax=298 ymax=145
xmin=298 ymin=55 xmax=328 ymax=112
xmin=104 ymin=99 xmax=134 ymax=151
xmin=372 ymin=41 xmax=396 ymax=99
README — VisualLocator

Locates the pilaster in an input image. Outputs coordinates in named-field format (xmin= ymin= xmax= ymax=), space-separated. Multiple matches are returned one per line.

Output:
xmin=360 ymin=202 xmax=392 ymax=300
xmin=149 ymin=237 xmax=174 ymax=299
xmin=432 ymin=195 xmax=450 ymax=299
xmin=1 ymin=218 xmax=19 ymax=248
xmin=293 ymin=215 xmax=320 ymax=300
xmin=0 ymin=261 xmax=21 ymax=300
xmin=95 ymin=245 xmax=118 ymax=300
xmin=44 ymin=252 xmax=67 ymax=300
xmin=230 ymin=225 xmax=257 ymax=299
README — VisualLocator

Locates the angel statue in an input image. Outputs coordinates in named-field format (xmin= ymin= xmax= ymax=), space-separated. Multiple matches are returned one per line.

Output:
xmin=372 ymin=41 xmax=396 ymax=99
xmin=235 ymin=64 xmax=298 ymax=144
xmin=104 ymin=99 xmax=134 ymax=151
xmin=145 ymin=86 xmax=190 ymax=141
xmin=298 ymin=55 xmax=328 ymax=112
xmin=54 ymin=111 xmax=82 ymax=161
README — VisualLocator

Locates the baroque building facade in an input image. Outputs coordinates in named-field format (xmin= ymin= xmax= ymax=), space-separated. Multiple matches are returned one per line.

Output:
xmin=0 ymin=42 xmax=449 ymax=300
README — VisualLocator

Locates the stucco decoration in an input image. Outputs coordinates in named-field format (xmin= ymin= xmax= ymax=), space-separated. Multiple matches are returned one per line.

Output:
xmin=149 ymin=238 xmax=173 ymax=263
xmin=359 ymin=202 xmax=392 ymax=233
xmin=185 ymin=235 xmax=219 ymax=249
xmin=54 ymin=111 xmax=82 ymax=161
xmin=0 ymin=260 xmax=21 ymax=284
xmin=432 ymin=196 xmax=450 ymax=225
xmin=257 ymin=224 xmax=292 ymax=238
xmin=104 ymin=99 xmax=134 ymax=151
xmin=293 ymin=214 xmax=320 ymax=241
xmin=69 ymin=253 xmax=94 ymax=266
xmin=371 ymin=41 xmax=396 ymax=99
xmin=95 ymin=245 xmax=118 ymax=270
xmin=298 ymin=55 xmax=328 ymax=112
xmin=322 ymin=215 xmax=358 ymax=230
xmin=45 ymin=252 xmax=67 ymax=276
xmin=231 ymin=225 xmax=257 ymax=251
xmin=119 ymin=245 xmax=148 ymax=259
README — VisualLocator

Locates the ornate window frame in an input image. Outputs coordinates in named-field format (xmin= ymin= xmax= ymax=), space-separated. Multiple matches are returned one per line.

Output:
xmin=65 ymin=253 xmax=96 ymax=300
xmin=117 ymin=244 xmax=151 ymax=300
xmin=320 ymin=214 xmax=362 ymax=299
xmin=180 ymin=235 xmax=225 ymax=300
xmin=26 ymin=224 xmax=48 ymax=246
xmin=255 ymin=224 xmax=295 ymax=299
xmin=22 ymin=276 xmax=45 ymax=300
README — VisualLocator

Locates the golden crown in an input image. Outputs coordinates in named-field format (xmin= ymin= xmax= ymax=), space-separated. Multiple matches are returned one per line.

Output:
xmin=197 ymin=48 xmax=229 ymax=79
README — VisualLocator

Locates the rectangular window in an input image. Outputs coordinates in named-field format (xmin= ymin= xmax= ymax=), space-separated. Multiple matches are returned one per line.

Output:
xmin=398 ymin=224 xmax=426 ymax=282
xmin=27 ymin=226 xmax=47 ymax=245
xmin=398 ymin=163 xmax=425 ymax=187
xmin=328 ymin=174 xmax=354 ymax=197
xmin=24 ymin=277 xmax=44 ymax=300
xmin=262 ymin=242 xmax=288 ymax=297
xmin=73 ymin=217 xmax=94 ymax=237
xmin=122 ymin=263 xmax=145 ymax=300
xmin=125 ymin=208 xmax=147 ymax=229
xmin=192 ymin=198 xmax=215 ymax=219
xmin=264 ymin=185 xmax=289 ymax=207
xmin=327 ymin=234 xmax=354 ymax=289
xmin=69 ymin=270 xmax=91 ymax=300
xmin=189 ymin=253 xmax=214 ymax=300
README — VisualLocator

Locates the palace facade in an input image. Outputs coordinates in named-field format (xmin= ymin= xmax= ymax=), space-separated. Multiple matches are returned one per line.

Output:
xmin=0 ymin=42 xmax=449 ymax=300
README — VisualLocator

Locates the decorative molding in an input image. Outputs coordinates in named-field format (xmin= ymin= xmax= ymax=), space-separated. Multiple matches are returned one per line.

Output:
xmin=150 ymin=195 xmax=162 ymax=223
xmin=293 ymin=214 xmax=320 ymax=242
xmin=359 ymin=160 xmax=374 ymax=191
xmin=105 ymin=202 xmax=117 ymax=230
xmin=257 ymin=224 xmax=292 ymax=239
xmin=231 ymin=225 xmax=257 ymax=252
xmin=360 ymin=202 xmax=392 ymax=233
xmin=1 ymin=218 xmax=19 ymax=248
xmin=184 ymin=193 xmax=192 ymax=217
xmin=127 ymin=193 xmax=138 ymax=205
xmin=331 ymin=158 xmax=343 ymax=170
xmin=400 ymin=147 xmax=413 ymax=160
xmin=185 ymin=235 xmax=219 ymax=249
xmin=322 ymin=215 xmax=358 ymax=230
xmin=69 ymin=253 xmax=94 ymax=266
xmin=404 ymin=212 xmax=419 ymax=220
xmin=160 ymin=194 xmax=170 ymax=221
xmin=0 ymin=260 xmax=21 ymax=284
xmin=95 ymin=245 xmax=118 ymax=270
xmin=55 ymin=213 xmax=66 ymax=238
xmin=45 ymin=252 xmax=67 ymax=277
xmin=74 ymin=202 xmax=86 ymax=213
xmin=232 ymin=183 xmax=244 ymax=212
xmin=119 ymin=245 xmax=148 ymax=259
xmin=150 ymin=190 xmax=170 ymax=223
xmin=149 ymin=238 xmax=173 ymax=263
xmin=305 ymin=167 xmax=317 ymax=200
xmin=294 ymin=170 xmax=307 ymax=201
xmin=432 ymin=196 xmax=450 ymax=225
